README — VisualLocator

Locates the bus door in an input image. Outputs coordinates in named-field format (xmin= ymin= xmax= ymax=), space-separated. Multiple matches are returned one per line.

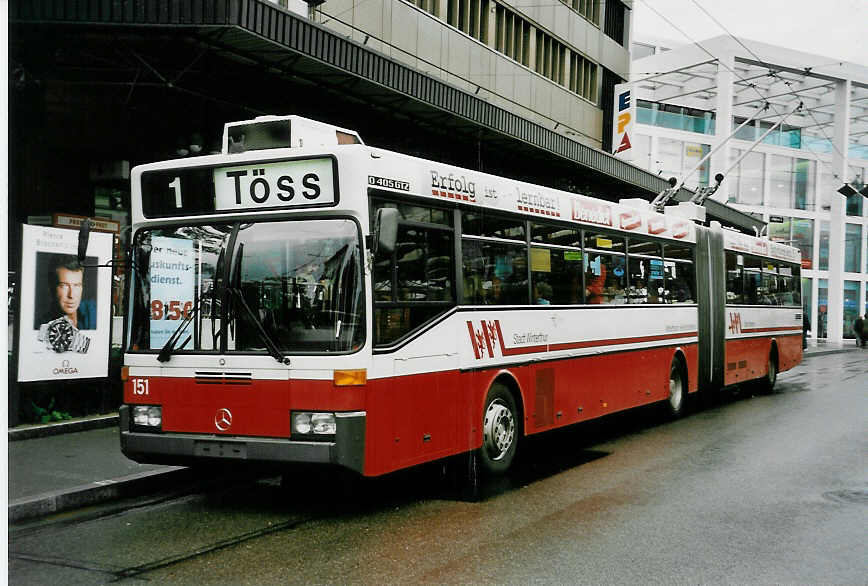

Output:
xmin=695 ymin=223 xmax=726 ymax=392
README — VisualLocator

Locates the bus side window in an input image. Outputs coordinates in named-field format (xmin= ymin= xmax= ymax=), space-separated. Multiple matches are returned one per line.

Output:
xmin=663 ymin=243 xmax=695 ymax=304
xmin=371 ymin=197 xmax=456 ymax=345
xmin=725 ymin=251 xmax=744 ymax=304
xmin=743 ymin=255 xmax=763 ymax=305
xmin=584 ymin=253 xmax=626 ymax=304
xmin=762 ymin=262 xmax=779 ymax=305
xmin=462 ymin=239 xmax=528 ymax=305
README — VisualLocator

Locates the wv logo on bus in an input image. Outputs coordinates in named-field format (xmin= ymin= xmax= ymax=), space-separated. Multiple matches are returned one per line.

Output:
xmin=467 ymin=320 xmax=502 ymax=359
xmin=728 ymin=312 xmax=743 ymax=335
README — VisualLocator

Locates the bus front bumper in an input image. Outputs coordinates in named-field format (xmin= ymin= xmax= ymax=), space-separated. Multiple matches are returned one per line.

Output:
xmin=119 ymin=406 xmax=366 ymax=474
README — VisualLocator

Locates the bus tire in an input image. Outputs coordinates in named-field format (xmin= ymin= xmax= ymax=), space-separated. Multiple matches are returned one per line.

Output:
xmin=667 ymin=358 xmax=687 ymax=417
xmin=756 ymin=349 xmax=778 ymax=394
xmin=478 ymin=383 xmax=518 ymax=475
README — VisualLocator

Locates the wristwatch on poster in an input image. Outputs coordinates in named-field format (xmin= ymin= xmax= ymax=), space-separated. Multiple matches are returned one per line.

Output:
xmin=37 ymin=316 xmax=91 ymax=354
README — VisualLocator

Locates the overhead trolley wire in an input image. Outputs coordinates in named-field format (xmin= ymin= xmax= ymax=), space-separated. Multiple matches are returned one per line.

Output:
xmin=637 ymin=0 xmax=852 ymax=186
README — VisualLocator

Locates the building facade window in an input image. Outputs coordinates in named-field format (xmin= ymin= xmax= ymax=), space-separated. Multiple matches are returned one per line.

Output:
xmin=561 ymin=0 xmax=601 ymax=25
xmin=802 ymin=276 xmax=813 ymax=333
xmin=656 ymin=138 xmax=710 ymax=187
xmin=769 ymin=217 xmax=814 ymax=269
xmin=448 ymin=0 xmax=488 ymax=42
xmin=414 ymin=0 xmax=440 ymax=17
xmin=844 ymin=280 xmax=860 ymax=338
xmin=846 ymin=165 xmax=864 ymax=217
xmin=494 ymin=4 xmax=527 ymax=65
xmin=733 ymin=117 xmax=801 ymax=148
xmin=793 ymin=218 xmax=814 ymax=269
xmin=602 ymin=0 xmax=625 ymax=45
xmin=819 ymin=220 xmax=830 ymax=271
xmin=845 ymin=223 xmax=862 ymax=273
xmin=568 ymin=51 xmax=597 ymax=102
xmin=768 ymin=155 xmax=815 ymax=210
xmin=818 ymin=278 xmax=828 ymax=338
xmin=727 ymin=149 xmax=764 ymax=205
xmin=637 ymin=100 xmax=715 ymax=134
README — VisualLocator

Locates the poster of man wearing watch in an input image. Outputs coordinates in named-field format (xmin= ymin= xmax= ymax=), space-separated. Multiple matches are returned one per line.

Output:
xmin=17 ymin=224 xmax=113 ymax=382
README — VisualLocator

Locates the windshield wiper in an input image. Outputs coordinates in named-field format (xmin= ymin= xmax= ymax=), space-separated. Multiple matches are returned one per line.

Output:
xmin=156 ymin=289 xmax=208 ymax=363
xmin=226 ymin=286 xmax=289 ymax=365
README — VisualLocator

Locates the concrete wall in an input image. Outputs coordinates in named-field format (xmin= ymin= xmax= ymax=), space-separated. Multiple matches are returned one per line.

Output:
xmin=315 ymin=0 xmax=630 ymax=150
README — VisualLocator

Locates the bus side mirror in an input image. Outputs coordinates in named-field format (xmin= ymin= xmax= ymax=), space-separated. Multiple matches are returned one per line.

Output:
xmin=374 ymin=208 xmax=399 ymax=256
xmin=77 ymin=219 xmax=92 ymax=263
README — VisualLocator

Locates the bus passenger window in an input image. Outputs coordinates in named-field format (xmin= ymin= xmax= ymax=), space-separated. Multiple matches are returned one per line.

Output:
xmin=531 ymin=246 xmax=583 ymax=304
xmin=662 ymin=242 xmax=695 ymax=304
xmin=663 ymin=260 xmax=695 ymax=303
xmin=762 ymin=263 xmax=781 ymax=306
xmin=743 ymin=256 xmax=763 ymax=304
xmin=584 ymin=254 xmax=626 ymax=304
xmin=627 ymin=257 xmax=664 ymax=304
xmin=725 ymin=252 xmax=744 ymax=304
xmin=463 ymin=239 xmax=528 ymax=305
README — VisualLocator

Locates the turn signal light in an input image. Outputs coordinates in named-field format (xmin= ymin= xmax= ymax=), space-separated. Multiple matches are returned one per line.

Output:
xmin=121 ymin=366 xmax=129 ymax=382
xmin=333 ymin=369 xmax=367 ymax=386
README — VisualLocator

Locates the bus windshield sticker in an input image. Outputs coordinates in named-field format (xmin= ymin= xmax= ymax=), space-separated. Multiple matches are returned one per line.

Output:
xmin=530 ymin=248 xmax=551 ymax=272
xmin=213 ymin=158 xmax=335 ymax=211
xmin=563 ymin=251 xmax=582 ymax=261
xmin=596 ymin=236 xmax=613 ymax=249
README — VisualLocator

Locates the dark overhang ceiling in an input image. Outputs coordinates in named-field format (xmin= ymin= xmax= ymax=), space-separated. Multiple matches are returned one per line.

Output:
xmin=9 ymin=0 xmax=764 ymax=233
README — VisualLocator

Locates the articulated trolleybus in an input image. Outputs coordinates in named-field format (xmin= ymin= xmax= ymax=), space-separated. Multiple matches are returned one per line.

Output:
xmin=121 ymin=115 xmax=803 ymax=480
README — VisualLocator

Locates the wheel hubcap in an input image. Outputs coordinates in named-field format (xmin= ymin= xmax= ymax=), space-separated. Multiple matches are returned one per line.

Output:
xmin=669 ymin=368 xmax=683 ymax=411
xmin=483 ymin=399 xmax=515 ymax=461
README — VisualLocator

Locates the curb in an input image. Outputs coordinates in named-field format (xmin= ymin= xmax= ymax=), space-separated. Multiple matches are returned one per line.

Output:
xmin=8 ymin=467 xmax=193 ymax=522
xmin=9 ymin=414 xmax=119 ymax=442
xmin=803 ymin=347 xmax=862 ymax=358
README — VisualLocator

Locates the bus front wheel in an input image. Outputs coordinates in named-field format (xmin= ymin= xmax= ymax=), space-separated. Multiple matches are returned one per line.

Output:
xmin=478 ymin=383 xmax=518 ymax=475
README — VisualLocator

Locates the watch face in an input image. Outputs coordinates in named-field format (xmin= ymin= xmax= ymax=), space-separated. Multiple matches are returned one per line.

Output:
xmin=47 ymin=320 xmax=74 ymax=352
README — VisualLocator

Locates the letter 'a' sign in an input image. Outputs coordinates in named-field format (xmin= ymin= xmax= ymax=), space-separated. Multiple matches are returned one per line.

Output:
xmin=612 ymin=83 xmax=635 ymax=162
xmin=213 ymin=158 xmax=336 ymax=211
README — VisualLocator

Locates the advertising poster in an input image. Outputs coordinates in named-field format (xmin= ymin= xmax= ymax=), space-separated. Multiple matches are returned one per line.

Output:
xmin=148 ymin=236 xmax=195 ymax=349
xmin=17 ymin=225 xmax=114 ymax=381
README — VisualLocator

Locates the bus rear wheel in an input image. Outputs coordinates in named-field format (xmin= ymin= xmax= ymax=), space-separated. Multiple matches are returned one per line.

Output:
xmin=667 ymin=359 xmax=686 ymax=417
xmin=478 ymin=383 xmax=518 ymax=475
xmin=756 ymin=351 xmax=778 ymax=394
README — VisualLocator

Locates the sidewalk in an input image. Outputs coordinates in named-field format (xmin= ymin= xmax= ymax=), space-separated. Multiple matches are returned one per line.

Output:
xmin=7 ymin=418 xmax=196 ymax=522
xmin=7 ymin=339 xmax=861 ymax=522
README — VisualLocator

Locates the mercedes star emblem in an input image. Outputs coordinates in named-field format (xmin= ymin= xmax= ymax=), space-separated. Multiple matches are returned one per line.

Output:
xmin=214 ymin=407 xmax=232 ymax=431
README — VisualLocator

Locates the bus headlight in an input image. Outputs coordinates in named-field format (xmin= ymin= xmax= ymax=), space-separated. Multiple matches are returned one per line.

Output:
xmin=132 ymin=405 xmax=162 ymax=430
xmin=291 ymin=411 xmax=336 ymax=439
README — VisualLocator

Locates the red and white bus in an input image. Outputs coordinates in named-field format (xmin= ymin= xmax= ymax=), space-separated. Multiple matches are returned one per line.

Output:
xmin=120 ymin=115 xmax=803 ymax=479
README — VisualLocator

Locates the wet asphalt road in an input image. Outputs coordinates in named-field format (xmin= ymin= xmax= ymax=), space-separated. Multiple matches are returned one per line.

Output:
xmin=9 ymin=352 xmax=868 ymax=585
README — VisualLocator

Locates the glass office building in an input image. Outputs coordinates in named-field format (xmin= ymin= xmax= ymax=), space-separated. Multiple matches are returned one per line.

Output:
xmin=627 ymin=36 xmax=868 ymax=343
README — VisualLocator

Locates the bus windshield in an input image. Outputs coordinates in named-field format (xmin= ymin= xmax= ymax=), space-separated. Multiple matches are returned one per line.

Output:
xmin=129 ymin=218 xmax=364 ymax=355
